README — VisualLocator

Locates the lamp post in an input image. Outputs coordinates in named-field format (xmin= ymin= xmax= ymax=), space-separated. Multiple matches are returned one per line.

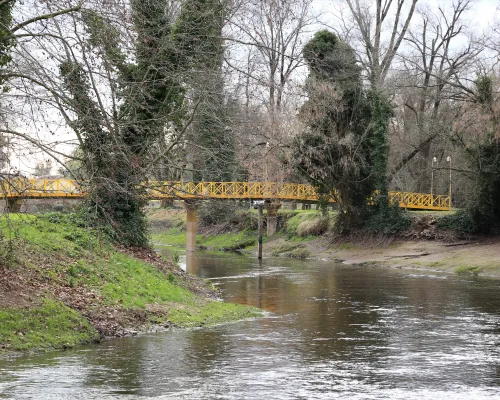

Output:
xmin=446 ymin=156 xmax=452 ymax=205
xmin=431 ymin=157 xmax=437 ymax=197
xmin=265 ymin=142 xmax=269 ymax=182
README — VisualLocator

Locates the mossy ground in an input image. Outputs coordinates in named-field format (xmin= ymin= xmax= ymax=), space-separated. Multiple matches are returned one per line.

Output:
xmin=270 ymin=242 xmax=311 ymax=258
xmin=0 ymin=213 xmax=261 ymax=354
xmin=168 ymin=301 xmax=260 ymax=328
xmin=454 ymin=265 xmax=483 ymax=276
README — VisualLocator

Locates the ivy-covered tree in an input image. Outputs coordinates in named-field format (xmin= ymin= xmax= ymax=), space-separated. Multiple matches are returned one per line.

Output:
xmin=292 ymin=30 xmax=400 ymax=233
xmin=59 ymin=0 xmax=245 ymax=245
xmin=59 ymin=59 xmax=146 ymax=246
xmin=292 ymin=31 xmax=372 ymax=231
xmin=124 ymin=0 xmax=186 ymax=156
xmin=59 ymin=1 xmax=186 ymax=246
xmin=0 ymin=1 xmax=14 ymax=75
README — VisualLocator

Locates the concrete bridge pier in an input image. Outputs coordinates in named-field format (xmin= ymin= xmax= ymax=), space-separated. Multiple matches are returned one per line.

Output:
xmin=5 ymin=198 xmax=22 ymax=213
xmin=265 ymin=201 xmax=281 ymax=236
xmin=184 ymin=200 xmax=198 ymax=253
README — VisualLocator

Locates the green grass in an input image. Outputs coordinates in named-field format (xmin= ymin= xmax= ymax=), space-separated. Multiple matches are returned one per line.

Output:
xmin=0 ymin=299 xmax=100 ymax=351
xmin=150 ymin=209 xmax=333 ymax=249
xmin=0 ymin=213 xmax=105 ymax=260
xmin=101 ymin=252 xmax=195 ymax=308
xmin=151 ymin=231 xmax=187 ymax=247
xmin=200 ymin=231 xmax=256 ymax=251
xmin=454 ymin=265 xmax=483 ymax=276
xmin=0 ymin=213 xmax=262 ymax=352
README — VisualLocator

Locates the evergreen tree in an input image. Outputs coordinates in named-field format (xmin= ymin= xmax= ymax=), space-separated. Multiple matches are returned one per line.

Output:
xmin=293 ymin=30 xmax=400 ymax=233
xmin=293 ymin=30 xmax=372 ymax=231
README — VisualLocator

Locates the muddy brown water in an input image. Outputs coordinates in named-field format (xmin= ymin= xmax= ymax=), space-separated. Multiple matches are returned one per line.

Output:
xmin=1 ymin=249 xmax=500 ymax=399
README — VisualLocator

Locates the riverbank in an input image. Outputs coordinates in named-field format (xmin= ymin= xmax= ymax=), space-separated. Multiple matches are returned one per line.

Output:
xmin=150 ymin=208 xmax=500 ymax=278
xmin=0 ymin=213 xmax=260 ymax=355
xmin=266 ymin=235 xmax=500 ymax=277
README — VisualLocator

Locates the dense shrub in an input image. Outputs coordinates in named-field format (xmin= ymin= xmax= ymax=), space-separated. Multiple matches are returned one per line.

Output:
xmin=436 ymin=211 xmax=476 ymax=234
xmin=364 ymin=202 xmax=411 ymax=234
xmin=42 ymin=212 xmax=87 ymax=228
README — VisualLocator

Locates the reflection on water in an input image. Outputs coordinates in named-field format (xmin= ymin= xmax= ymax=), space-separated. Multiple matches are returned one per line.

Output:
xmin=2 ymin=250 xmax=500 ymax=399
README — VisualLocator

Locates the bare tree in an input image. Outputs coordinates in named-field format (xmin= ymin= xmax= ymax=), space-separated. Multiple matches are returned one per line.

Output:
xmin=0 ymin=1 xmax=83 ymax=175
xmin=229 ymin=0 xmax=315 ymax=113
xmin=390 ymin=0 xmax=480 ymax=192
xmin=343 ymin=0 xmax=418 ymax=88
xmin=225 ymin=0 xmax=316 ymax=183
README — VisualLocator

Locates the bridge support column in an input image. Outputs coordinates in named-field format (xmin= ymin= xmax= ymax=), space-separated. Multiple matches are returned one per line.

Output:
xmin=265 ymin=201 xmax=281 ymax=236
xmin=5 ymin=198 xmax=22 ymax=213
xmin=185 ymin=201 xmax=197 ymax=253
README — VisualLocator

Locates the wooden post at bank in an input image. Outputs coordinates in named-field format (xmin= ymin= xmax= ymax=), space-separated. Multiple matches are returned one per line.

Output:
xmin=258 ymin=204 xmax=263 ymax=259
xmin=185 ymin=201 xmax=197 ymax=253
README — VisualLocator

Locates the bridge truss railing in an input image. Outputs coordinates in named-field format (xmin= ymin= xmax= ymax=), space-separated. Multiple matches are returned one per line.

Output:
xmin=147 ymin=181 xmax=320 ymax=201
xmin=1 ymin=178 xmax=84 ymax=198
xmin=0 ymin=179 xmax=452 ymax=210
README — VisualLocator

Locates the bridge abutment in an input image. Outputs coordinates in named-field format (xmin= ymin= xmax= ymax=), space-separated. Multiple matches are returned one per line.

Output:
xmin=265 ymin=201 xmax=281 ymax=236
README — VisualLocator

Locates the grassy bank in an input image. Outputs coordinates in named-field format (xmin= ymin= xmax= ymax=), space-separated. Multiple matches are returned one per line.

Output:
xmin=0 ymin=214 xmax=260 ymax=354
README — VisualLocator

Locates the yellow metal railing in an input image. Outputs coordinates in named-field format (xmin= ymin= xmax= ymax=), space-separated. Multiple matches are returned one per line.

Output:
xmin=146 ymin=181 xmax=320 ymax=201
xmin=0 ymin=179 xmax=452 ymax=210
xmin=1 ymin=178 xmax=83 ymax=198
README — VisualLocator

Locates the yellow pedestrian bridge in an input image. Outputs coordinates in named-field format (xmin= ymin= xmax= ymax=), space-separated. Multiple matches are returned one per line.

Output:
xmin=1 ymin=178 xmax=452 ymax=211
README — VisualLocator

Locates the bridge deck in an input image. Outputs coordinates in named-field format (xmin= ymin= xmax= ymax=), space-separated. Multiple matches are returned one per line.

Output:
xmin=0 ymin=179 xmax=452 ymax=211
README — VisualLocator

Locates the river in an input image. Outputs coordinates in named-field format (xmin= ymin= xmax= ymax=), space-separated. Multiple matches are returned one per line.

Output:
xmin=1 ymin=251 xmax=500 ymax=399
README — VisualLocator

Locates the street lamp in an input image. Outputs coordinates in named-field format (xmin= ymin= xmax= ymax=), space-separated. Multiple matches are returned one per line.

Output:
xmin=431 ymin=156 xmax=437 ymax=197
xmin=446 ymin=156 xmax=452 ymax=205
xmin=265 ymin=142 xmax=270 ymax=182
